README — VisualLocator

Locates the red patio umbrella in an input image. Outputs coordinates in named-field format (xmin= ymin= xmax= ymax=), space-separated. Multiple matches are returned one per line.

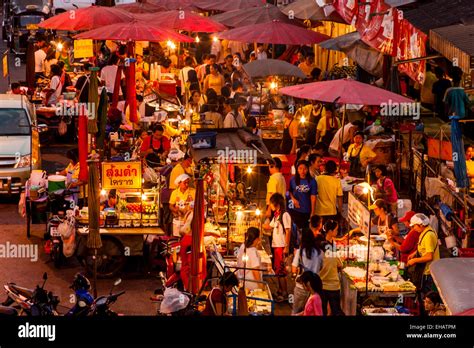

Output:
xmin=217 ymin=20 xmax=330 ymax=45
xmin=114 ymin=2 xmax=165 ymax=13
xmin=148 ymin=0 xmax=197 ymax=11
xmin=137 ymin=10 xmax=227 ymax=32
xmin=74 ymin=21 xmax=194 ymax=42
xmin=38 ymin=6 xmax=134 ymax=31
xmin=210 ymin=4 xmax=299 ymax=28
xmin=279 ymin=78 xmax=413 ymax=105
xmin=194 ymin=0 xmax=265 ymax=12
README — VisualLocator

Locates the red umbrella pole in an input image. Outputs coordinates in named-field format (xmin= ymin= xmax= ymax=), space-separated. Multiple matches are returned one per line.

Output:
xmin=127 ymin=41 xmax=138 ymax=123
xmin=190 ymin=178 xmax=205 ymax=294
xmin=78 ymin=113 xmax=89 ymax=182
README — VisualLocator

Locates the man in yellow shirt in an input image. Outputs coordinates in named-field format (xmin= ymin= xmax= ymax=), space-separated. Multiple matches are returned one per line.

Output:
xmin=316 ymin=109 xmax=341 ymax=144
xmin=169 ymin=174 xmax=196 ymax=237
xmin=266 ymin=157 xmax=287 ymax=216
xmin=314 ymin=160 xmax=343 ymax=218
xmin=169 ymin=154 xmax=194 ymax=190
xmin=407 ymin=213 xmax=440 ymax=298
xmin=465 ymin=144 xmax=474 ymax=193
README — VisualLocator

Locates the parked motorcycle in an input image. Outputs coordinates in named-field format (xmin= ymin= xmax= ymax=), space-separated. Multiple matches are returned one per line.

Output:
xmin=65 ymin=273 xmax=94 ymax=317
xmin=3 ymin=273 xmax=59 ymax=316
xmin=90 ymin=278 xmax=125 ymax=317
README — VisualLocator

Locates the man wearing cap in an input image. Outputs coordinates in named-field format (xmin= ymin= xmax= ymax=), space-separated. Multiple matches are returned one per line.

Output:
xmin=169 ymin=174 xmax=196 ymax=237
xmin=386 ymin=211 xmax=421 ymax=264
xmin=407 ymin=213 xmax=440 ymax=293
xmin=369 ymin=199 xmax=399 ymax=236
xmin=169 ymin=154 xmax=194 ymax=190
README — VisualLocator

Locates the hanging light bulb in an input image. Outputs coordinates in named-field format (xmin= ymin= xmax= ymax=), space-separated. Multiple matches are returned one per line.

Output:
xmin=56 ymin=42 xmax=63 ymax=51
xmin=195 ymin=36 xmax=200 ymax=43
xmin=246 ymin=166 xmax=252 ymax=174
xmin=212 ymin=36 xmax=219 ymax=42
xmin=141 ymin=193 xmax=147 ymax=201
xmin=255 ymin=209 xmax=261 ymax=216
xmin=100 ymin=189 xmax=107 ymax=196
xmin=300 ymin=116 xmax=306 ymax=124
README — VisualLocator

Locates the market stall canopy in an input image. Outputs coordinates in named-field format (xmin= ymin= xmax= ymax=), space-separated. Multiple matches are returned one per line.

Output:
xmin=137 ymin=10 xmax=227 ymax=33
xmin=114 ymin=2 xmax=165 ymax=13
xmin=188 ymin=129 xmax=273 ymax=163
xmin=38 ymin=6 xmax=134 ymax=31
xmin=280 ymin=0 xmax=345 ymax=23
xmin=320 ymin=31 xmax=383 ymax=77
xmin=431 ymin=258 xmax=474 ymax=315
xmin=74 ymin=21 xmax=194 ymax=42
xmin=194 ymin=0 xmax=265 ymax=12
xmin=217 ymin=20 xmax=330 ymax=45
xmin=243 ymin=59 xmax=306 ymax=79
xmin=210 ymin=4 xmax=299 ymax=28
xmin=430 ymin=24 xmax=474 ymax=75
xmin=148 ymin=0 xmax=197 ymax=11
xmin=279 ymin=78 xmax=413 ymax=105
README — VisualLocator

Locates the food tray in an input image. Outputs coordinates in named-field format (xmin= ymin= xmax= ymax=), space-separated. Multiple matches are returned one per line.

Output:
xmin=362 ymin=307 xmax=410 ymax=316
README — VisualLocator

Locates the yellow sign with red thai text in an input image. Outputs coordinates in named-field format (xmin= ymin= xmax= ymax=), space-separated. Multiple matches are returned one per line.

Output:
xmin=102 ymin=162 xmax=142 ymax=189
xmin=74 ymin=39 xmax=94 ymax=59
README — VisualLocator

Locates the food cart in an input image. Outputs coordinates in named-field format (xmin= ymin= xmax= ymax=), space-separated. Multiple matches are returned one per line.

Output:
xmin=75 ymin=160 xmax=165 ymax=278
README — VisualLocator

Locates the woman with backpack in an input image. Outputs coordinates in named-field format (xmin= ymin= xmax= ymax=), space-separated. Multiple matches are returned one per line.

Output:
xmin=290 ymin=227 xmax=324 ymax=314
xmin=267 ymin=193 xmax=292 ymax=302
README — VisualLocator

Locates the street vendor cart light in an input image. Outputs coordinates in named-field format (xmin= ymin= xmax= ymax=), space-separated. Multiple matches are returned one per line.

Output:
xmin=100 ymin=189 xmax=107 ymax=196
xmin=300 ymin=116 xmax=306 ymax=124
xmin=270 ymin=82 xmax=278 ymax=90
xmin=255 ymin=209 xmax=261 ymax=216
xmin=141 ymin=193 xmax=147 ymax=201
xmin=362 ymin=187 xmax=369 ymax=194
xmin=167 ymin=40 xmax=176 ymax=50
xmin=56 ymin=42 xmax=63 ymax=51
xmin=246 ymin=166 xmax=252 ymax=174
xmin=195 ymin=36 xmax=200 ymax=43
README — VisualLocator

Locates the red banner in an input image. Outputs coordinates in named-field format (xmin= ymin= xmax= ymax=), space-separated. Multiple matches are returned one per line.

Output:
xmin=332 ymin=0 xmax=426 ymax=83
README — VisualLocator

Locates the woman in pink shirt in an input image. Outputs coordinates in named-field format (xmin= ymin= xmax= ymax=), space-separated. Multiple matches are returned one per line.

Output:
xmin=295 ymin=271 xmax=323 ymax=316
xmin=374 ymin=165 xmax=398 ymax=214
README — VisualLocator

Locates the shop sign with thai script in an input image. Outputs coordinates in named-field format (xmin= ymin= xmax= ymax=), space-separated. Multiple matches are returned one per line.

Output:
xmin=102 ymin=162 xmax=142 ymax=189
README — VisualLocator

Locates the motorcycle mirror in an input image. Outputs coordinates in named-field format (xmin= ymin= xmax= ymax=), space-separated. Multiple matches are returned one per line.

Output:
xmin=114 ymin=279 xmax=122 ymax=287
xmin=43 ymin=273 xmax=48 ymax=280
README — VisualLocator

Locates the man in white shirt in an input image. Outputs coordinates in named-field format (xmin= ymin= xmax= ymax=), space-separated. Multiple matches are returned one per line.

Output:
xmin=100 ymin=55 xmax=124 ymax=96
xmin=46 ymin=64 xmax=62 ymax=106
xmin=222 ymin=98 xmax=243 ymax=128
xmin=35 ymin=45 xmax=49 ymax=78
xmin=179 ymin=56 xmax=195 ymax=98
xmin=328 ymin=120 xmax=363 ymax=157
xmin=251 ymin=45 xmax=268 ymax=60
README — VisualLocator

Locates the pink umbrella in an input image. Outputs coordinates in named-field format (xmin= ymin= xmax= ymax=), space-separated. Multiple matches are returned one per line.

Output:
xmin=217 ymin=20 xmax=329 ymax=45
xmin=114 ymin=2 xmax=166 ymax=13
xmin=38 ymin=6 xmax=134 ymax=31
xmin=210 ymin=3 xmax=298 ymax=27
xmin=195 ymin=0 xmax=265 ymax=12
xmin=279 ymin=78 xmax=413 ymax=105
xmin=74 ymin=20 xmax=194 ymax=42
xmin=137 ymin=10 xmax=227 ymax=32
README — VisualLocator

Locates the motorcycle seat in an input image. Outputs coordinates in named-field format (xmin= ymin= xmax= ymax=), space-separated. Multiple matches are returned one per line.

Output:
xmin=0 ymin=305 xmax=18 ymax=316
xmin=9 ymin=284 xmax=34 ymax=299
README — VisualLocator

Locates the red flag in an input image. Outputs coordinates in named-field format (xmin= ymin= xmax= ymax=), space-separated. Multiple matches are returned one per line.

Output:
xmin=78 ymin=114 xmax=89 ymax=182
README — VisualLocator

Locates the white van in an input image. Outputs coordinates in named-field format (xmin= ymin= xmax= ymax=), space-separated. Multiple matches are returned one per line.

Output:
xmin=0 ymin=95 xmax=42 ymax=194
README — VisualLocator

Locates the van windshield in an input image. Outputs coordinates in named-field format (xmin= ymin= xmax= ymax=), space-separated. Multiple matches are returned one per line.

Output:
xmin=0 ymin=108 xmax=31 ymax=135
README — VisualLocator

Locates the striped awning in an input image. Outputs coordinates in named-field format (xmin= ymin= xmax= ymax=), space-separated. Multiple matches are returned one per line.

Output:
xmin=430 ymin=24 xmax=474 ymax=74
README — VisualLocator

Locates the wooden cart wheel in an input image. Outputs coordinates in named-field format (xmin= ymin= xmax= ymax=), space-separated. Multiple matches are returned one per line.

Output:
xmin=84 ymin=236 xmax=127 ymax=279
